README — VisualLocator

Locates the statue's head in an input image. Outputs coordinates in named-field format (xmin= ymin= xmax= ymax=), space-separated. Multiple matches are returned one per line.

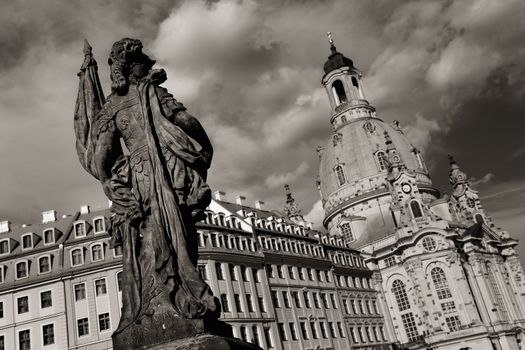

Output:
xmin=108 ymin=38 xmax=156 ymax=94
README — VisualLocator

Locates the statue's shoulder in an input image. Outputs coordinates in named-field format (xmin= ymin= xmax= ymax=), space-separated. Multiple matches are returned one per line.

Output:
xmin=155 ymin=86 xmax=186 ymax=117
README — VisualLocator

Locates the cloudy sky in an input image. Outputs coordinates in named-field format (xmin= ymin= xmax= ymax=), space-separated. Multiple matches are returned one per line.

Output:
xmin=1 ymin=0 xmax=524 ymax=256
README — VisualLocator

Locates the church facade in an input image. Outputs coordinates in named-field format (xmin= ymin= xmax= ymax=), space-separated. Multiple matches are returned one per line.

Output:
xmin=317 ymin=38 xmax=525 ymax=350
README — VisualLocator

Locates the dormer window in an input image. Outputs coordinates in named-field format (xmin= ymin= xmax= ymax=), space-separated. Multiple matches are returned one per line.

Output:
xmin=16 ymin=261 xmax=28 ymax=279
xmin=91 ymin=244 xmax=104 ymax=262
xmin=38 ymin=256 xmax=51 ymax=274
xmin=332 ymin=80 xmax=347 ymax=105
xmin=74 ymin=221 xmax=86 ymax=238
xmin=21 ymin=234 xmax=33 ymax=250
xmin=376 ymin=152 xmax=388 ymax=171
xmin=410 ymin=201 xmax=423 ymax=218
xmin=71 ymin=248 xmax=84 ymax=266
xmin=43 ymin=228 xmax=55 ymax=245
xmin=93 ymin=217 xmax=105 ymax=233
xmin=334 ymin=165 xmax=346 ymax=186
xmin=0 ymin=239 xmax=9 ymax=255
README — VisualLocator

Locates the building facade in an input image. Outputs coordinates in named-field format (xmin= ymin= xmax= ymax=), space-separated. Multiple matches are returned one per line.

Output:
xmin=317 ymin=39 xmax=525 ymax=350
xmin=0 ymin=189 xmax=388 ymax=350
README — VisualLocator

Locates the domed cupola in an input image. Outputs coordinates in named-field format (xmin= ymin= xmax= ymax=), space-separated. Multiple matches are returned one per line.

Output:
xmin=323 ymin=42 xmax=354 ymax=74
xmin=317 ymin=33 xmax=440 ymax=246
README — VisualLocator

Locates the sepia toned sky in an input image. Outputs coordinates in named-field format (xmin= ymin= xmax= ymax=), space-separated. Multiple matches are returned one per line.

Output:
xmin=0 ymin=0 xmax=524 ymax=257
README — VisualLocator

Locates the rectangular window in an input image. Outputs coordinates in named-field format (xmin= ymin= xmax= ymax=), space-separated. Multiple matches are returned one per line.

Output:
xmin=313 ymin=293 xmax=320 ymax=308
xmin=95 ymin=279 xmax=107 ymax=296
xmin=358 ymin=327 xmax=364 ymax=343
xmin=74 ymin=222 xmax=86 ymax=237
xmin=337 ymin=322 xmax=345 ymax=338
xmin=234 ymin=294 xmax=243 ymax=312
xmin=41 ymin=290 xmax=52 ymax=308
xmin=39 ymin=257 xmax=51 ymax=274
xmin=303 ymin=292 xmax=311 ymax=308
xmin=197 ymin=265 xmax=207 ymax=280
xmin=44 ymin=229 xmax=54 ymax=244
xmin=330 ymin=293 xmax=337 ymax=309
xmin=350 ymin=327 xmax=357 ymax=343
xmin=292 ymin=291 xmax=301 ymax=308
xmin=0 ymin=241 xmax=7 ymax=255
xmin=320 ymin=321 xmax=328 ymax=339
xmin=216 ymin=263 xmax=224 ymax=280
xmin=445 ymin=315 xmax=462 ymax=332
xmin=264 ymin=327 xmax=273 ymax=348
xmin=74 ymin=283 xmax=86 ymax=301
xmin=288 ymin=266 xmax=295 ymax=279
xmin=221 ymin=294 xmax=230 ymax=312
xmin=229 ymin=264 xmax=237 ymax=281
xmin=307 ymin=268 xmax=313 ymax=281
xmin=266 ymin=265 xmax=274 ymax=278
xmin=300 ymin=322 xmax=309 ymax=340
xmin=282 ymin=291 xmax=291 ymax=308
xmin=321 ymin=293 xmax=329 ymax=309
xmin=94 ymin=218 xmax=105 ymax=233
xmin=289 ymin=322 xmax=298 ymax=341
xmin=441 ymin=301 xmax=456 ymax=312
xmin=258 ymin=297 xmax=265 ymax=313
xmin=246 ymin=294 xmax=254 ymax=312
xmin=17 ymin=296 xmax=29 ymax=314
xmin=77 ymin=317 xmax=89 ymax=337
xmin=99 ymin=313 xmax=111 ymax=331
xmin=401 ymin=312 xmax=418 ymax=342
xmin=310 ymin=322 xmax=318 ymax=339
xmin=43 ymin=324 xmax=55 ymax=345
xmin=329 ymin=322 xmax=336 ymax=338
xmin=298 ymin=268 xmax=304 ymax=280
xmin=384 ymin=256 xmax=396 ymax=267
xmin=0 ymin=301 xmax=3 ymax=318
xmin=278 ymin=323 xmax=287 ymax=341
xmin=22 ymin=235 xmax=32 ymax=249
xmin=0 ymin=335 xmax=4 ymax=350
xmin=277 ymin=265 xmax=284 ymax=279
xmin=272 ymin=291 xmax=280 ymax=308
xmin=19 ymin=330 xmax=30 ymax=350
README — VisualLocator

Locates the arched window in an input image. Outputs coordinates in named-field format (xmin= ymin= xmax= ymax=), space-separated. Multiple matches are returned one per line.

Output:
xmin=116 ymin=271 xmax=123 ymax=292
xmin=332 ymin=80 xmax=347 ymax=105
xmin=335 ymin=165 xmax=346 ymax=186
xmin=475 ymin=214 xmax=484 ymax=224
xmin=410 ymin=201 xmax=423 ymax=218
xmin=252 ymin=325 xmax=261 ymax=346
xmin=391 ymin=280 xmax=410 ymax=311
xmin=351 ymin=76 xmax=359 ymax=88
xmin=376 ymin=152 xmax=388 ymax=171
xmin=91 ymin=244 xmax=104 ymax=262
xmin=431 ymin=267 xmax=452 ymax=299
xmin=341 ymin=115 xmax=347 ymax=123
xmin=71 ymin=248 xmax=83 ymax=266
xmin=340 ymin=223 xmax=353 ymax=242
xmin=221 ymin=293 xmax=230 ymax=312
xmin=16 ymin=261 xmax=28 ymax=279
xmin=39 ymin=256 xmax=51 ymax=274
xmin=240 ymin=326 xmax=248 ymax=342
xmin=415 ymin=152 xmax=425 ymax=169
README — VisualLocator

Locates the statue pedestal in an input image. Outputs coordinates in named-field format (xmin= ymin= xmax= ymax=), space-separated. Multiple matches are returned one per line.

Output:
xmin=145 ymin=334 xmax=263 ymax=350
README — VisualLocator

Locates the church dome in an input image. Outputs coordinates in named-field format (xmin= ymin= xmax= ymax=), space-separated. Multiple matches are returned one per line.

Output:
xmin=323 ymin=45 xmax=354 ymax=75
xmin=319 ymin=116 xmax=433 ymax=211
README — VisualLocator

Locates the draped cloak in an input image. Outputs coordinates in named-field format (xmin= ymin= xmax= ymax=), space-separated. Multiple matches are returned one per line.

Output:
xmin=75 ymin=67 xmax=217 ymax=334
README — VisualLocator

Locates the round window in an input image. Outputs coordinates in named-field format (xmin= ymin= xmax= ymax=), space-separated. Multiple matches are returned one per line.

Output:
xmin=466 ymin=198 xmax=476 ymax=208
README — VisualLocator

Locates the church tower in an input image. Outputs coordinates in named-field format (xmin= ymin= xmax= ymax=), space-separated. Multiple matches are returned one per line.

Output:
xmin=317 ymin=33 xmax=439 ymax=246
xmin=316 ymin=34 xmax=525 ymax=350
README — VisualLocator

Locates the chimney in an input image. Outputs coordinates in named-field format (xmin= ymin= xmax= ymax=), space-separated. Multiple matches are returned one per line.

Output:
xmin=255 ymin=200 xmax=265 ymax=210
xmin=214 ymin=190 xmax=226 ymax=201
xmin=80 ymin=205 xmax=90 ymax=214
xmin=42 ymin=210 xmax=57 ymax=224
xmin=236 ymin=195 xmax=246 ymax=206
xmin=0 ymin=221 xmax=10 ymax=233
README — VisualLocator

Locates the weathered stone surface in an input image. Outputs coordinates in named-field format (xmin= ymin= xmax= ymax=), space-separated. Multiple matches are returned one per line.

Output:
xmin=144 ymin=334 xmax=263 ymax=350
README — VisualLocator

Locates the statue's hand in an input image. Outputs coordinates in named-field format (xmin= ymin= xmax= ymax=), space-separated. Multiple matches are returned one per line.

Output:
xmin=128 ymin=205 xmax=144 ymax=224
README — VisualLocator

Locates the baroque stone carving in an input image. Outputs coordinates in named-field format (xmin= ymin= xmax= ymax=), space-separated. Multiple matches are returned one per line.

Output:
xmin=74 ymin=39 xmax=256 ymax=350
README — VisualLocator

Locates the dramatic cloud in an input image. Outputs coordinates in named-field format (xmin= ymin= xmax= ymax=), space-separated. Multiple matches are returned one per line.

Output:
xmin=0 ymin=0 xmax=524 ymax=261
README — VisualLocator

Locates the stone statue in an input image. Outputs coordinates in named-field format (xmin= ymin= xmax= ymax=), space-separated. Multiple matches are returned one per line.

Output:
xmin=74 ymin=39 xmax=257 ymax=350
